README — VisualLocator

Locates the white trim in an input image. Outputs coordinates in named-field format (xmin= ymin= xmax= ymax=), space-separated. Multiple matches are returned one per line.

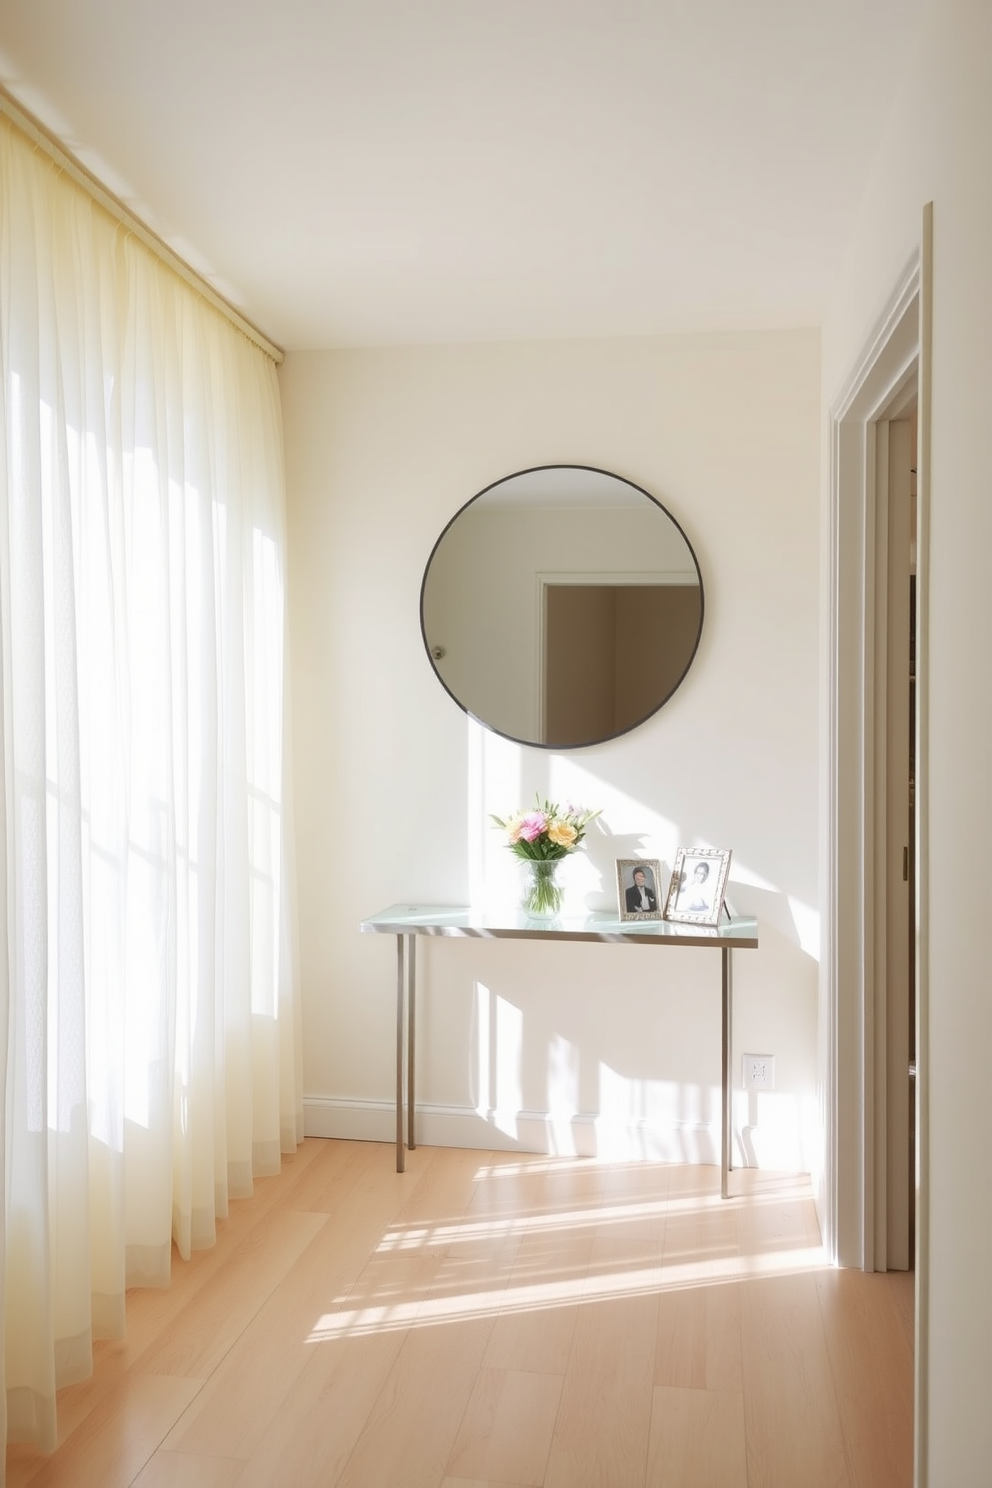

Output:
xmin=535 ymin=572 xmax=550 ymax=743
xmin=537 ymin=570 xmax=699 ymax=587
xmin=827 ymin=210 xmax=931 ymax=1488
xmin=832 ymin=255 xmax=922 ymax=421
xmin=303 ymin=1096 xmax=720 ymax=1162
xmin=0 ymin=85 xmax=284 ymax=365
xmin=827 ymin=251 xmax=921 ymax=1271
xmin=914 ymin=199 xmax=933 ymax=1488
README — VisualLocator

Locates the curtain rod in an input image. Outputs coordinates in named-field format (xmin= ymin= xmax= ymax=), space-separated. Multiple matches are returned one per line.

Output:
xmin=0 ymin=86 xmax=285 ymax=365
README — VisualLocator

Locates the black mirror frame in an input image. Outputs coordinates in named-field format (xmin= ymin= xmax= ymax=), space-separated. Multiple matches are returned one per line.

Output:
xmin=419 ymin=463 xmax=705 ymax=750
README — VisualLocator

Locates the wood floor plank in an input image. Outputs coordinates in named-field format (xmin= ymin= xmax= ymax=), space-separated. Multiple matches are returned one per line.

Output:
xmin=655 ymin=1279 xmax=743 ymax=1394
xmin=655 ymin=1172 xmax=743 ymax=1397
xmin=740 ymin=1271 xmax=852 ymax=1488
xmin=482 ymin=1247 xmax=589 ymax=1376
xmin=413 ymin=1215 xmax=523 ymax=1332
xmin=440 ymin=1478 xmax=530 ymax=1488
xmin=334 ymin=1311 xmax=496 ymax=1488
xmin=7 ymin=1141 xmax=337 ymax=1472
xmin=737 ymin=1170 xmax=826 ymax=1275
xmin=217 ymin=1148 xmax=516 ymax=1486
xmin=816 ymin=1268 xmax=914 ymax=1488
xmin=4 ymin=1448 xmax=47 ymax=1488
xmin=163 ymin=1144 xmax=435 ymax=1460
xmin=134 ymin=1207 xmax=330 ymax=1379
xmin=646 ymin=1384 xmax=748 ymax=1488
xmin=445 ymin=1367 xmax=564 ymax=1485
xmin=129 ymin=1450 xmax=245 ymax=1486
xmin=469 ymin=1157 xmax=598 ymax=1379
xmin=543 ymin=1270 xmax=659 ymax=1488
xmin=6 ymin=1153 xmax=914 ymax=1488
xmin=115 ymin=1139 xmax=337 ymax=1383
xmin=889 ymin=1267 xmax=915 ymax=1354
xmin=392 ymin=1145 xmax=492 ymax=1224
xmin=8 ymin=1374 xmax=204 ymax=1488
xmin=217 ymin=1322 xmax=410 ymax=1488
xmin=275 ymin=1136 xmax=379 ymax=1214
xmin=461 ymin=1152 xmax=550 ymax=1221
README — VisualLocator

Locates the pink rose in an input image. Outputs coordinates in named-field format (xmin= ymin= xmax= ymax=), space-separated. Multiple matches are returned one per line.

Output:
xmin=518 ymin=811 xmax=547 ymax=842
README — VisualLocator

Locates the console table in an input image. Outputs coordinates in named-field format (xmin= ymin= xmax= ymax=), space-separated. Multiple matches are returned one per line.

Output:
xmin=359 ymin=904 xmax=758 ymax=1196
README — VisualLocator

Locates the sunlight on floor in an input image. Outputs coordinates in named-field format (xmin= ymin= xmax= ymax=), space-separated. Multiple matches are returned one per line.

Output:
xmin=306 ymin=1158 xmax=827 ymax=1344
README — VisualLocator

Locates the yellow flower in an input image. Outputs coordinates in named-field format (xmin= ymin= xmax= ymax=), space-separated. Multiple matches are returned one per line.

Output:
xmin=506 ymin=814 xmax=525 ymax=844
xmin=547 ymin=819 xmax=577 ymax=848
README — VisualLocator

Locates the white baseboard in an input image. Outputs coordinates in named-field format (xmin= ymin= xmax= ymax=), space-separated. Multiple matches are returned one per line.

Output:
xmin=303 ymin=1095 xmax=720 ymax=1164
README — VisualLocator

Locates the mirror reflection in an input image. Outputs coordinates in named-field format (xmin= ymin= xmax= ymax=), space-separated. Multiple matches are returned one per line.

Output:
xmin=420 ymin=465 xmax=704 ymax=749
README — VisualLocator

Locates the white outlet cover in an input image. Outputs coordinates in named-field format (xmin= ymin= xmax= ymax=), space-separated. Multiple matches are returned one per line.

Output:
xmin=743 ymin=1054 xmax=776 ymax=1089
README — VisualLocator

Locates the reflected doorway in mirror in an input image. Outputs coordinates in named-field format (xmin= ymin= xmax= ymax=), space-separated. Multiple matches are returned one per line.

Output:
xmin=420 ymin=464 xmax=704 ymax=750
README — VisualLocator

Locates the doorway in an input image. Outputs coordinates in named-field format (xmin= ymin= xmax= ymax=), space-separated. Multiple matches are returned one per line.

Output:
xmin=826 ymin=248 xmax=926 ymax=1273
xmin=874 ymin=410 xmax=916 ymax=1272
xmin=539 ymin=578 xmax=699 ymax=746
xmin=828 ymin=208 xmax=932 ymax=1484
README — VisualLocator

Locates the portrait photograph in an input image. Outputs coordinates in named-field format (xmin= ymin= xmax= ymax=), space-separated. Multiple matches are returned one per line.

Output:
xmin=615 ymin=858 xmax=663 ymax=922
xmin=664 ymin=847 xmax=733 ymax=926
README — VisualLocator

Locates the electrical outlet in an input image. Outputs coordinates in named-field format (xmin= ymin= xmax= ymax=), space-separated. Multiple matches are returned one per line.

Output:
xmin=743 ymin=1054 xmax=775 ymax=1089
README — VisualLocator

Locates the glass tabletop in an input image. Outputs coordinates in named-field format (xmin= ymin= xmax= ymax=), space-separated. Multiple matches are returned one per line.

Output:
xmin=360 ymin=903 xmax=758 ymax=948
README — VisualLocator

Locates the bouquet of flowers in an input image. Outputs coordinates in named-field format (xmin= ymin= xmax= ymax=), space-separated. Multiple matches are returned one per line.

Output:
xmin=491 ymin=796 xmax=601 ymax=916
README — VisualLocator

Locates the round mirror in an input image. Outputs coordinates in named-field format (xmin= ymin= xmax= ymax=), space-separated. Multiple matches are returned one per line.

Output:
xmin=420 ymin=465 xmax=704 ymax=748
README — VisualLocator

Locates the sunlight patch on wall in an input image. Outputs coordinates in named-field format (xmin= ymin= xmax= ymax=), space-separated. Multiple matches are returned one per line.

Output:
xmin=493 ymin=992 xmax=523 ymax=1138
xmin=721 ymin=860 xmax=777 ymax=893
xmin=468 ymin=719 xmax=522 ymax=909
xmin=734 ymin=1089 xmax=808 ymax=1172
xmin=599 ymin=1061 xmax=713 ymax=1131
xmin=549 ymin=761 xmax=681 ymax=849
xmin=471 ymin=979 xmax=525 ymax=1140
xmin=593 ymin=1062 xmax=719 ymax=1162
xmin=547 ymin=1031 xmax=580 ymax=1152
xmin=470 ymin=979 xmax=491 ymax=1120
xmin=787 ymin=896 xmax=820 ymax=959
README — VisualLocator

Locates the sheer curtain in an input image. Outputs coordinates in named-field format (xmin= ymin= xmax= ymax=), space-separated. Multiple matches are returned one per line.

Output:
xmin=0 ymin=116 xmax=302 ymax=1455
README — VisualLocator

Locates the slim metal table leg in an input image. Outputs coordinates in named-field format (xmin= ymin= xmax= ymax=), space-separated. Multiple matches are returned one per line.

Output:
xmin=722 ymin=946 xmax=733 ymax=1199
xmin=408 ymin=935 xmax=416 ymax=1152
xmin=396 ymin=935 xmax=406 ymax=1173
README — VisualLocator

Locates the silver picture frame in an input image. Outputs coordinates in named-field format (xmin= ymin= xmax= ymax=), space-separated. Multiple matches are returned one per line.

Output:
xmin=615 ymin=857 xmax=664 ymax=922
xmin=664 ymin=847 xmax=733 ymax=926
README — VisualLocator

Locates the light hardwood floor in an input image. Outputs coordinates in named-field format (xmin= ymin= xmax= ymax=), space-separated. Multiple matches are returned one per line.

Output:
xmin=7 ymin=1139 xmax=914 ymax=1488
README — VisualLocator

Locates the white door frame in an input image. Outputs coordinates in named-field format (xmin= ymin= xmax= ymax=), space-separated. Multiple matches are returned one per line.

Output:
xmin=826 ymin=206 xmax=931 ymax=1484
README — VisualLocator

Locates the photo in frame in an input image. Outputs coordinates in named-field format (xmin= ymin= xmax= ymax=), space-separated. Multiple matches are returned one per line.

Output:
xmin=664 ymin=847 xmax=733 ymax=926
xmin=615 ymin=858 xmax=664 ymax=921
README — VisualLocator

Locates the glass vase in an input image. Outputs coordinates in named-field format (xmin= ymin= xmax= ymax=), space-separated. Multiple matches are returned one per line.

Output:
xmin=519 ymin=857 xmax=564 ymax=919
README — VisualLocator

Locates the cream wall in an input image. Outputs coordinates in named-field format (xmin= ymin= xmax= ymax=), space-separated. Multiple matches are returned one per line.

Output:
xmin=821 ymin=1 xmax=992 ymax=1481
xmin=280 ymin=330 xmax=820 ymax=1173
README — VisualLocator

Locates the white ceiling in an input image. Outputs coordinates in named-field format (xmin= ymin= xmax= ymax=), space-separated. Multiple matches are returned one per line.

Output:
xmin=0 ymin=0 xmax=924 ymax=353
